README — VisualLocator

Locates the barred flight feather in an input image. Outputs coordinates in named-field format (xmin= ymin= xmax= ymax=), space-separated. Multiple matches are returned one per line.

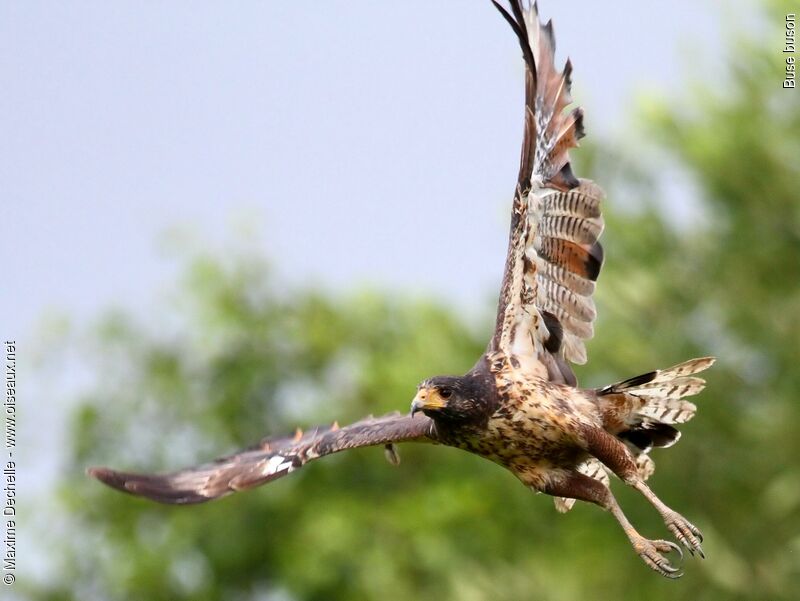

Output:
xmin=542 ymin=183 xmax=603 ymax=216
xmin=649 ymin=357 xmax=716 ymax=383
xmin=597 ymin=357 xmax=714 ymax=457
xmin=538 ymin=278 xmax=596 ymax=322
xmin=625 ymin=376 xmax=707 ymax=400
xmin=602 ymin=358 xmax=715 ymax=395
xmin=490 ymin=1 xmax=605 ymax=386
xmin=636 ymin=400 xmax=698 ymax=425
xmin=538 ymin=298 xmax=594 ymax=339
xmin=537 ymin=260 xmax=595 ymax=297
xmin=539 ymin=213 xmax=603 ymax=246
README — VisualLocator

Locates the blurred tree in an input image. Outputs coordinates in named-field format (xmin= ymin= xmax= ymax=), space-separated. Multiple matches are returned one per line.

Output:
xmin=28 ymin=1 xmax=799 ymax=599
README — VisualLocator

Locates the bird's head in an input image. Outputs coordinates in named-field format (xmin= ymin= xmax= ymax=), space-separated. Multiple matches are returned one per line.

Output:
xmin=410 ymin=375 xmax=488 ymax=423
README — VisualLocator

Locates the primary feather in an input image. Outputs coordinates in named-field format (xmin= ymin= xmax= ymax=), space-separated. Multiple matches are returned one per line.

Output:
xmin=89 ymin=413 xmax=435 ymax=504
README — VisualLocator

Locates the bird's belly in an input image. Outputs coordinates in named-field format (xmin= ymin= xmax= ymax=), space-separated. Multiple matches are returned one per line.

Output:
xmin=459 ymin=379 xmax=598 ymax=475
xmin=490 ymin=404 xmax=582 ymax=460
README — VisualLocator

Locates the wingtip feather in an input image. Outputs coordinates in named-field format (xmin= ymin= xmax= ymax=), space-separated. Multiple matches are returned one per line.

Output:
xmin=88 ymin=465 xmax=216 ymax=504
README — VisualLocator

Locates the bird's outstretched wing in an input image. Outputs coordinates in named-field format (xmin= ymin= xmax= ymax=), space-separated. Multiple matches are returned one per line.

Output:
xmin=88 ymin=412 xmax=436 ymax=505
xmin=490 ymin=1 xmax=604 ymax=386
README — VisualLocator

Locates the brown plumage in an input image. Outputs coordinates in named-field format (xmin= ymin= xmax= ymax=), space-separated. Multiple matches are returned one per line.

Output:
xmin=90 ymin=413 xmax=434 ymax=504
xmin=88 ymin=0 xmax=714 ymax=579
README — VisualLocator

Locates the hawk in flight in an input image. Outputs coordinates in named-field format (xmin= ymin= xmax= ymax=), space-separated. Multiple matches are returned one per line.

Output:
xmin=90 ymin=0 xmax=713 ymax=578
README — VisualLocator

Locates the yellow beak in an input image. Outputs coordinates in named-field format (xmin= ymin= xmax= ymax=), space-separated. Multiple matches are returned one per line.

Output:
xmin=410 ymin=388 xmax=446 ymax=416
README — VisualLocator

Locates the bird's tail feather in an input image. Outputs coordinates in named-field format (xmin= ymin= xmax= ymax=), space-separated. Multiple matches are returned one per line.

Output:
xmin=596 ymin=357 xmax=715 ymax=478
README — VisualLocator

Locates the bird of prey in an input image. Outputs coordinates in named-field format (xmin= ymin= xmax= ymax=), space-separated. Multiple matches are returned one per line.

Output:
xmin=89 ymin=0 xmax=714 ymax=578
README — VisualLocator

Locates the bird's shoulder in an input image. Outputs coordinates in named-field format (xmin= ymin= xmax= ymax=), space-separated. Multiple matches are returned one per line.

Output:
xmin=485 ymin=350 xmax=598 ymax=424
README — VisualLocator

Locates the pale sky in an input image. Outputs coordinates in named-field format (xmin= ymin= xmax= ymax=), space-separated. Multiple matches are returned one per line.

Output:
xmin=2 ymin=1 xmax=750 ymax=342
xmin=1 ymin=0 xmax=757 ymax=588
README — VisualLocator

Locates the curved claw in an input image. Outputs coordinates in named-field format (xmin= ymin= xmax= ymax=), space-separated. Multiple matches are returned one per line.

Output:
xmin=665 ymin=512 xmax=705 ymax=558
xmin=660 ymin=539 xmax=684 ymax=563
xmin=635 ymin=538 xmax=684 ymax=579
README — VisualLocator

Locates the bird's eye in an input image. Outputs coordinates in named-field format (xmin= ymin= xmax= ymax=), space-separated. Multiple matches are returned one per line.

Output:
xmin=439 ymin=388 xmax=452 ymax=399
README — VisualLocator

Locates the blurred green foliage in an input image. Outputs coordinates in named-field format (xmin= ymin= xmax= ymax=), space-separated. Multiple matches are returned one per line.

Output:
xmin=29 ymin=2 xmax=799 ymax=599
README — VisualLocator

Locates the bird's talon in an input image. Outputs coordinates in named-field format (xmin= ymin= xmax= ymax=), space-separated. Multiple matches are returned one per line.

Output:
xmin=664 ymin=512 xmax=704 ymax=557
xmin=634 ymin=537 xmax=684 ymax=579
xmin=662 ymin=540 xmax=683 ymax=562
